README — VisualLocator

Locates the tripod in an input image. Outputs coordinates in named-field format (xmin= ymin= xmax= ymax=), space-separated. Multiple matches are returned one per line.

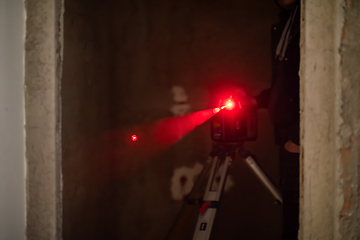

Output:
xmin=166 ymin=143 xmax=282 ymax=240
xmin=193 ymin=143 xmax=282 ymax=240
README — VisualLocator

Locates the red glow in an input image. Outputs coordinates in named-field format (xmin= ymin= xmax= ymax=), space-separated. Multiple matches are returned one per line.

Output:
xmin=213 ymin=108 xmax=220 ymax=113
xmin=225 ymin=99 xmax=235 ymax=110
xmin=155 ymin=108 xmax=218 ymax=145
xmin=88 ymin=108 xmax=219 ymax=179
xmin=131 ymin=134 xmax=137 ymax=141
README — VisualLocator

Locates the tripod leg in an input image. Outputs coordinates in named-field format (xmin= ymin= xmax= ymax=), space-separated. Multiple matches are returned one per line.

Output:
xmin=192 ymin=155 xmax=232 ymax=240
xmin=165 ymin=157 xmax=214 ymax=240
xmin=242 ymin=153 xmax=283 ymax=204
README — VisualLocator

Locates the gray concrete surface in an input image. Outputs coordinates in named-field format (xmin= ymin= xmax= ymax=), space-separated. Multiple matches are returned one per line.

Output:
xmin=299 ymin=0 xmax=360 ymax=239
xmin=338 ymin=1 xmax=360 ymax=238
xmin=24 ymin=0 xmax=63 ymax=239
xmin=299 ymin=0 xmax=341 ymax=238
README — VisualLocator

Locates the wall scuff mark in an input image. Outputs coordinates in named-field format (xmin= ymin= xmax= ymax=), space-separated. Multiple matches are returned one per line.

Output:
xmin=170 ymin=85 xmax=191 ymax=116
xmin=170 ymin=163 xmax=234 ymax=201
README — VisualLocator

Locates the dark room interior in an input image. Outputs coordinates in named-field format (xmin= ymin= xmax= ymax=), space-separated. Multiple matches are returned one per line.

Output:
xmin=62 ymin=0 xmax=282 ymax=239
xmin=3 ymin=0 xmax=360 ymax=239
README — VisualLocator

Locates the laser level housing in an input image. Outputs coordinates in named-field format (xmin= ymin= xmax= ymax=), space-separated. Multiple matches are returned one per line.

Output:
xmin=210 ymin=94 xmax=257 ymax=143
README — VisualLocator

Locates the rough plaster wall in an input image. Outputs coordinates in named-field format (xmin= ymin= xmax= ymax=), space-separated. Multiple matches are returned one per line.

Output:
xmin=300 ymin=1 xmax=339 ymax=237
xmin=338 ymin=0 xmax=360 ymax=238
xmin=25 ymin=0 xmax=63 ymax=239
xmin=62 ymin=0 xmax=281 ymax=239
xmin=300 ymin=0 xmax=360 ymax=239
xmin=299 ymin=0 xmax=342 ymax=239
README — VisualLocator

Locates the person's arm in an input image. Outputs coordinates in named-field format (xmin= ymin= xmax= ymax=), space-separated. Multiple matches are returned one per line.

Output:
xmin=254 ymin=89 xmax=271 ymax=109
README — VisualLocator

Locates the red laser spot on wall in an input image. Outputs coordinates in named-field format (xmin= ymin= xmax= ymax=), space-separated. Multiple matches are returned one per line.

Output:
xmin=91 ymin=107 xmax=221 ymax=179
xmin=131 ymin=134 xmax=137 ymax=141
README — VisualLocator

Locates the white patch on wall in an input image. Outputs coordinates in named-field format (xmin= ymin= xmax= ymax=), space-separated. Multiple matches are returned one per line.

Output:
xmin=212 ymin=164 xmax=234 ymax=192
xmin=170 ymin=85 xmax=190 ymax=116
xmin=170 ymin=162 xmax=235 ymax=201
xmin=170 ymin=163 xmax=203 ymax=201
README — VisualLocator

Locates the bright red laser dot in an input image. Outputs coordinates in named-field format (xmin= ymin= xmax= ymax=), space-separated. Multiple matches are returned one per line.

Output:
xmin=131 ymin=134 xmax=137 ymax=141
xmin=225 ymin=99 xmax=235 ymax=110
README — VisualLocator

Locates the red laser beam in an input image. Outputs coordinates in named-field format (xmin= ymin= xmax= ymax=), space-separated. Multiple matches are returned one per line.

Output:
xmin=213 ymin=108 xmax=220 ymax=113
xmin=154 ymin=108 xmax=219 ymax=146
xmin=86 ymin=107 xmax=221 ymax=179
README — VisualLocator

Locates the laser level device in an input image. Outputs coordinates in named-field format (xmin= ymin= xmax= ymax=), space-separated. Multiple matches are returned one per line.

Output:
xmin=211 ymin=90 xmax=257 ymax=143
xmin=166 ymin=88 xmax=282 ymax=240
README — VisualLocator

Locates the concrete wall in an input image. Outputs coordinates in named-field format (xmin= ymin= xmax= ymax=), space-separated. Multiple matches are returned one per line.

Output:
xmin=0 ymin=1 xmax=26 ymax=239
xmin=338 ymin=1 xmax=360 ymax=238
xmin=19 ymin=0 xmax=360 ymax=239
xmin=299 ymin=0 xmax=341 ymax=238
xmin=25 ymin=0 xmax=63 ymax=239
xmin=62 ymin=0 xmax=120 ymax=239
xmin=62 ymin=0 xmax=281 ymax=239
xmin=300 ymin=0 xmax=360 ymax=239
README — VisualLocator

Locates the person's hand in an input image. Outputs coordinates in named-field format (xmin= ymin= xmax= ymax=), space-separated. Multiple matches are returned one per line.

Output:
xmin=284 ymin=140 xmax=300 ymax=153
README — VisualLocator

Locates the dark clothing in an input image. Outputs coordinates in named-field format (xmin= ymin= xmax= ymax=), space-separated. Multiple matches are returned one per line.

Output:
xmin=256 ymin=7 xmax=301 ymax=240
xmin=255 ymin=9 xmax=300 ymax=145
xmin=280 ymin=144 xmax=300 ymax=238
xmin=280 ymin=146 xmax=300 ymax=240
